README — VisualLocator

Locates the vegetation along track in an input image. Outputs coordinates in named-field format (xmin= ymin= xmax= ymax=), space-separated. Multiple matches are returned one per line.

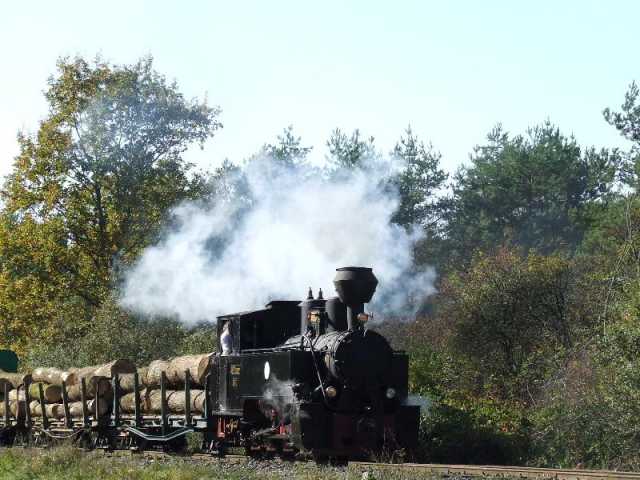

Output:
xmin=94 ymin=450 xmax=640 ymax=480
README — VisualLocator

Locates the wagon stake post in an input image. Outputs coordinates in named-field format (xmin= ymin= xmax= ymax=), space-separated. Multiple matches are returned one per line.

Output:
xmin=184 ymin=369 xmax=191 ymax=427
xmin=61 ymin=379 xmax=71 ymax=428
xmin=38 ymin=382 xmax=48 ymax=430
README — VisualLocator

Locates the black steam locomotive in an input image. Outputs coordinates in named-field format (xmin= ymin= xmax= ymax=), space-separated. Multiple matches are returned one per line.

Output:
xmin=0 ymin=266 xmax=419 ymax=460
xmin=211 ymin=266 xmax=419 ymax=458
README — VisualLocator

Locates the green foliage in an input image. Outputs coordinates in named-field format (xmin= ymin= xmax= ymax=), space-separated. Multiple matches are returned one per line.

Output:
xmin=262 ymin=125 xmax=312 ymax=168
xmin=21 ymin=296 xmax=215 ymax=370
xmin=390 ymin=126 xmax=448 ymax=229
xmin=177 ymin=322 xmax=217 ymax=355
xmin=444 ymin=122 xmax=619 ymax=266
xmin=604 ymin=81 xmax=640 ymax=189
xmin=529 ymin=316 xmax=640 ymax=470
xmin=325 ymin=128 xmax=377 ymax=172
xmin=440 ymin=248 xmax=592 ymax=401
xmin=416 ymin=402 xmax=529 ymax=465
xmin=0 ymin=446 xmax=391 ymax=480
xmin=4 ymin=56 xmax=640 ymax=471
xmin=0 ymin=56 xmax=220 ymax=354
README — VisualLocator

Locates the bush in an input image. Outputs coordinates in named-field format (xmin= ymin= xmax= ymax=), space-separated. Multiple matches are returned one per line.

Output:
xmin=21 ymin=295 xmax=217 ymax=370
xmin=416 ymin=400 xmax=529 ymax=465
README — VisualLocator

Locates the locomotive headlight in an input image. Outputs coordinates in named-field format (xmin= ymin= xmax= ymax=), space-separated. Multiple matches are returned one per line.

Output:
xmin=357 ymin=313 xmax=370 ymax=323
xmin=385 ymin=387 xmax=396 ymax=399
xmin=325 ymin=386 xmax=338 ymax=399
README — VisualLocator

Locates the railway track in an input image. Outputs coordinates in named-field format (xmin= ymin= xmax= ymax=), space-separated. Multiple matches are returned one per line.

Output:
xmin=349 ymin=462 xmax=640 ymax=480
xmin=102 ymin=450 xmax=640 ymax=480
xmin=4 ymin=447 xmax=640 ymax=479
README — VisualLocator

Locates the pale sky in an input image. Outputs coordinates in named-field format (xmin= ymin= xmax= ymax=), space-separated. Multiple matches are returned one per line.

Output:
xmin=1 ymin=0 xmax=638 ymax=179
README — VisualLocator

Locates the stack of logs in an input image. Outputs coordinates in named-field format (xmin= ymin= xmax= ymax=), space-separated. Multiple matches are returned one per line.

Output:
xmin=0 ymin=353 xmax=213 ymax=421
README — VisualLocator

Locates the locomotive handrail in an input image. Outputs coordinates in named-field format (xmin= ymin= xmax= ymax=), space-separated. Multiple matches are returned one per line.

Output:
xmin=301 ymin=335 xmax=329 ymax=405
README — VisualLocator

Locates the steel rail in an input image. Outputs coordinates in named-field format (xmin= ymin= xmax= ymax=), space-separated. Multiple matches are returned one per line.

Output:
xmin=349 ymin=462 xmax=640 ymax=480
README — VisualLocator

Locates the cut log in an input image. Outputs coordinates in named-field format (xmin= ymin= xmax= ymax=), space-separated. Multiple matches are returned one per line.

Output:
xmin=66 ymin=376 xmax=111 ymax=401
xmin=166 ymin=354 xmax=212 ymax=387
xmin=29 ymin=400 xmax=65 ymax=419
xmin=144 ymin=389 xmax=206 ymax=414
xmin=68 ymin=399 xmax=109 ymax=418
xmin=28 ymin=383 xmax=62 ymax=403
xmin=167 ymin=389 xmax=206 ymax=413
xmin=92 ymin=359 xmax=136 ymax=378
xmin=147 ymin=389 xmax=166 ymax=413
xmin=119 ymin=389 xmax=150 ymax=413
xmin=68 ymin=359 xmax=135 ymax=387
xmin=31 ymin=367 xmax=75 ymax=387
xmin=145 ymin=360 xmax=169 ymax=388
xmin=0 ymin=370 xmax=32 ymax=389
xmin=8 ymin=389 xmax=26 ymax=402
xmin=117 ymin=368 xmax=148 ymax=393
xmin=9 ymin=400 xmax=26 ymax=418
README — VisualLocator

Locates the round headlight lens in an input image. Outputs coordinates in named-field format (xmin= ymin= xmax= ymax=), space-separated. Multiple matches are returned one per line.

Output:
xmin=385 ymin=387 xmax=396 ymax=399
xmin=325 ymin=386 xmax=338 ymax=399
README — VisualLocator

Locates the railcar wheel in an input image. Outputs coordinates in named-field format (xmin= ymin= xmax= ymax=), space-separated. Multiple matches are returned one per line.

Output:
xmin=74 ymin=431 xmax=93 ymax=450
xmin=162 ymin=436 xmax=187 ymax=453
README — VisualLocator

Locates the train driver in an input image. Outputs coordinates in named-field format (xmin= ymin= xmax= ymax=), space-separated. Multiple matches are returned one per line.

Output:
xmin=220 ymin=321 xmax=232 ymax=356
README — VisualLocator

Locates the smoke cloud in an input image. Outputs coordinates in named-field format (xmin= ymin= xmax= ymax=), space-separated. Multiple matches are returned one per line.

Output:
xmin=120 ymin=156 xmax=435 ymax=325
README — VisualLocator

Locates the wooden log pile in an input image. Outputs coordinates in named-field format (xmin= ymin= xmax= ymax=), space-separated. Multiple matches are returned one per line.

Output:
xmin=119 ymin=388 xmax=206 ymax=414
xmin=0 ymin=353 xmax=214 ymax=421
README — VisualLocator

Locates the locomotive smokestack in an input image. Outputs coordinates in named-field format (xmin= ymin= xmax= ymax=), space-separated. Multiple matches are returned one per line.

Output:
xmin=333 ymin=267 xmax=378 ymax=330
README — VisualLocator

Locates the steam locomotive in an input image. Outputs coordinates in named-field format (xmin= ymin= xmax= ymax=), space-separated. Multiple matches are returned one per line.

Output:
xmin=0 ymin=266 xmax=419 ymax=460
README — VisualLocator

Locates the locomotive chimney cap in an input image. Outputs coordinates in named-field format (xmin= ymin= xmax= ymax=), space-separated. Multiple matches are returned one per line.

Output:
xmin=333 ymin=266 xmax=378 ymax=306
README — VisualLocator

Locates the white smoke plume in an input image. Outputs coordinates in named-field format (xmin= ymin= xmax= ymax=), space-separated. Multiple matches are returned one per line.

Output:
xmin=120 ymin=156 xmax=435 ymax=325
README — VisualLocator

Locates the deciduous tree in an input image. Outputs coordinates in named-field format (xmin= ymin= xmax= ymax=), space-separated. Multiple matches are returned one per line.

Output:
xmin=0 ymin=56 xmax=221 ymax=352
